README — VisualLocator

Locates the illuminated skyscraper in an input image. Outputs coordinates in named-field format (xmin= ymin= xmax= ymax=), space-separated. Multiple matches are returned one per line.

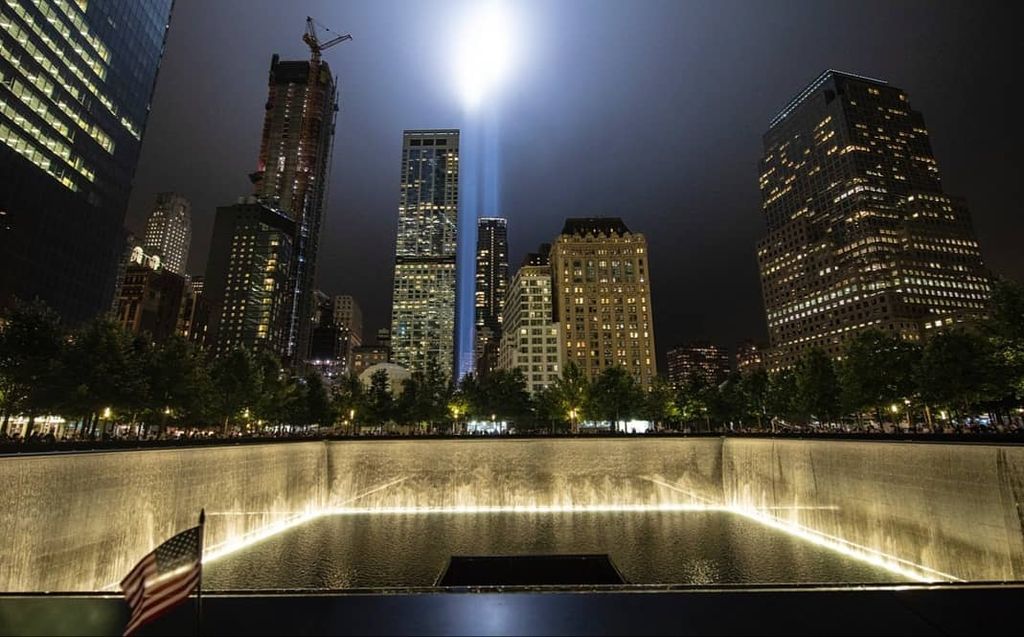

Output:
xmin=390 ymin=129 xmax=459 ymax=379
xmin=551 ymin=218 xmax=657 ymax=388
xmin=666 ymin=343 xmax=730 ymax=389
xmin=204 ymin=199 xmax=295 ymax=357
xmin=0 ymin=0 xmax=174 ymax=321
xmin=756 ymin=70 xmax=991 ymax=369
xmin=142 ymin=192 xmax=191 ymax=275
xmin=474 ymin=217 xmax=508 ymax=376
xmin=498 ymin=246 xmax=562 ymax=394
xmin=249 ymin=53 xmax=338 ymax=361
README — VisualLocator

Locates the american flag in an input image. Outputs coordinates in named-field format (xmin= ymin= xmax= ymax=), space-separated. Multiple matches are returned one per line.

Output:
xmin=120 ymin=523 xmax=203 ymax=636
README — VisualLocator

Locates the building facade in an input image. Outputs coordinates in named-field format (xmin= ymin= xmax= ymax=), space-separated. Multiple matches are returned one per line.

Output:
xmin=550 ymin=218 xmax=657 ymax=388
xmin=142 ymin=192 xmax=191 ymax=275
xmin=249 ymin=53 xmax=338 ymax=361
xmin=113 ymin=246 xmax=185 ymax=342
xmin=735 ymin=341 xmax=765 ymax=374
xmin=474 ymin=217 xmax=508 ymax=376
xmin=756 ymin=70 xmax=991 ymax=369
xmin=177 ymin=276 xmax=209 ymax=347
xmin=332 ymin=294 xmax=363 ymax=346
xmin=351 ymin=345 xmax=390 ymax=376
xmin=498 ymin=247 xmax=562 ymax=394
xmin=666 ymin=343 xmax=730 ymax=389
xmin=0 ymin=0 xmax=174 ymax=321
xmin=203 ymin=199 xmax=295 ymax=356
xmin=389 ymin=129 xmax=460 ymax=379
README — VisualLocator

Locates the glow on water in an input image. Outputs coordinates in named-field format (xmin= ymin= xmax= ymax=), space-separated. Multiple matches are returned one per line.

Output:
xmin=176 ymin=504 xmax=953 ymax=586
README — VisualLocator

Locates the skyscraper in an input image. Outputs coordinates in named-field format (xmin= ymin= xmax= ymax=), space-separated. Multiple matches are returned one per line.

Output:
xmin=498 ymin=246 xmax=562 ymax=394
xmin=204 ymin=198 xmax=295 ymax=357
xmin=142 ymin=192 xmax=191 ymax=275
xmin=756 ymin=70 xmax=991 ymax=369
xmin=249 ymin=53 xmax=338 ymax=361
xmin=0 ymin=0 xmax=174 ymax=321
xmin=390 ymin=129 xmax=460 ymax=379
xmin=474 ymin=217 xmax=508 ymax=376
xmin=550 ymin=218 xmax=657 ymax=388
xmin=332 ymin=294 xmax=363 ymax=347
xmin=666 ymin=343 xmax=730 ymax=389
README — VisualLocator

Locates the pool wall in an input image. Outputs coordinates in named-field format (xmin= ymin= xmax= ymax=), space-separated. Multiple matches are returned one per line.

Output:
xmin=2 ymin=437 xmax=1023 ymax=590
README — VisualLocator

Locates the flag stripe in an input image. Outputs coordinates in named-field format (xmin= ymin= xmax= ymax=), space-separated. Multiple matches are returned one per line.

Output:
xmin=124 ymin=560 xmax=157 ymax=607
xmin=120 ymin=524 xmax=202 ymax=636
xmin=124 ymin=569 xmax=200 ymax=636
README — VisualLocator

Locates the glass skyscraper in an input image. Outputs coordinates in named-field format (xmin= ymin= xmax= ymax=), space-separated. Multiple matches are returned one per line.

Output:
xmin=756 ymin=70 xmax=991 ymax=369
xmin=474 ymin=216 xmax=508 ymax=376
xmin=0 ymin=0 xmax=174 ymax=321
xmin=390 ymin=129 xmax=460 ymax=379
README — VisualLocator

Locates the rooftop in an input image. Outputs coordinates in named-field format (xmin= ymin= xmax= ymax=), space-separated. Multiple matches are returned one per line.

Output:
xmin=769 ymin=69 xmax=888 ymax=129
xmin=560 ymin=217 xmax=632 ymax=237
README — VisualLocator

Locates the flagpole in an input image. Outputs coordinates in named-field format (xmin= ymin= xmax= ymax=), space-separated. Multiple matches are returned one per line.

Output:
xmin=197 ymin=508 xmax=205 ymax=637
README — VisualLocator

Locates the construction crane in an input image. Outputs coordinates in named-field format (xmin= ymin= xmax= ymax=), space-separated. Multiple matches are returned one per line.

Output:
xmin=303 ymin=16 xmax=352 ymax=64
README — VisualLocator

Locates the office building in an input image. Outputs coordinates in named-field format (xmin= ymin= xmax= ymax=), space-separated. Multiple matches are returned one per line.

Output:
xmin=666 ymin=343 xmax=730 ymax=389
xmin=735 ymin=341 xmax=765 ymax=373
xmin=0 ymin=0 xmax=174 ymax=321
xmin=249 ymin=53 xmax=338 ymax=360
xmin=351 ymin=345 xmax=390 ymax=376
xmin=756 ymin=70 xmax=991 ymax=369
xmin=142 ymin=192 xmax=191 ymax=275
xmin=498 ymin=247 xmax=561 ymax=394
xmin=203 ymin=199 xmax=295 ymax=357
xmin=389 ymin=129 xmax=459 ymax=379
xmin=332 ymin=294 xmax=363 ymax=347
xmin=113 ymin=245 xmax=184 ymax=342
xmin=550 ymin=218 xmax=657 ymax=388
xmin=474 ymin=217 xmax=508 ymax=376
xmin=177 ymin=276 xmax=209 ymax=347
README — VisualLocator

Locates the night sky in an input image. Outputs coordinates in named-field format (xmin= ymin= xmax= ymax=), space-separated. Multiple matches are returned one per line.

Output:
xmin=126 ymin=0 xmax=1024 ymax=362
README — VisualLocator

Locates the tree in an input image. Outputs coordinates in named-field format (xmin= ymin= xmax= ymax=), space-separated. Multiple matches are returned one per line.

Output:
xmin=0 ymin=300 xmax=65 ymax=435
xmin=676 ymin=375 xmax=714 ymax=431
xmin=588 ymin=366 xmax=643 ymax=428
xmin=251 ymin=350 xmax=297 ymax=427
xmin=739 ymin=367 xmax=769 ymax=429
xmin=62 ymin=318 xmax=149 ymax=436
xmin=766 ymin=368 xmax=798 ymax=428
xmin=839 ymin=330 xmax=920 ymax=427
xmin=794 ymin=348 xmax=840 ymax=425
xmin=533 ymin=384 xmax=566 ymax=433
xmin=364 ymin=368 xmax=394 ymax=427
xmin=918 ymin=329 xmax=998 ymax=419
xmin=144 ymin=335 xmax=211 ymax=434
xmin=301 ymin=372 xmax=334 ymax=428
xmin=332 ymin=373 xmax=366 ymax=433
xmin=552 ymin=361 xmax=589 ymax=433
xmin=642 ymin=378 xmax=680 ymax=429
xmin=986 ymin=279 xmax=1024 ymax=400
xmin=210 ymin=348 xmax=262 ymax=432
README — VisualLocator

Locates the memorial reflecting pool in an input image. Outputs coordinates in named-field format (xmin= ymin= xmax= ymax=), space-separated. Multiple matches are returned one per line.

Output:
xmin=204 ymin=510 xmax=897 ymax=589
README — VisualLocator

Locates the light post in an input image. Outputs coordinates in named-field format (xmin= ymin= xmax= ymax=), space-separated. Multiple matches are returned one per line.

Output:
xmin=349 ymin=408 xmax=356 ymax=436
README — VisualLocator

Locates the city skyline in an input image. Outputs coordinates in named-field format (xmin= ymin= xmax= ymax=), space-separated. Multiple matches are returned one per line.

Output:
xmin=124 ymin=0 xmax=1024 ymax=365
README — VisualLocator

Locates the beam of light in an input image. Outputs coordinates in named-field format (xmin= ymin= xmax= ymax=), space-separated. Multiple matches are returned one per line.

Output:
xmin=728 ymin=506 xmax=962 ymax=583
xmin=455 ymin=1 xmax=515 ymax=111
xmin=327 ymin=503 xmax=720 ymax=515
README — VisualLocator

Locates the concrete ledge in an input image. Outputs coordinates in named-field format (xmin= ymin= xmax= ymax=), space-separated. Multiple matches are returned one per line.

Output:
xmin=1 ymin=585 xmax=1020 ymax=636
